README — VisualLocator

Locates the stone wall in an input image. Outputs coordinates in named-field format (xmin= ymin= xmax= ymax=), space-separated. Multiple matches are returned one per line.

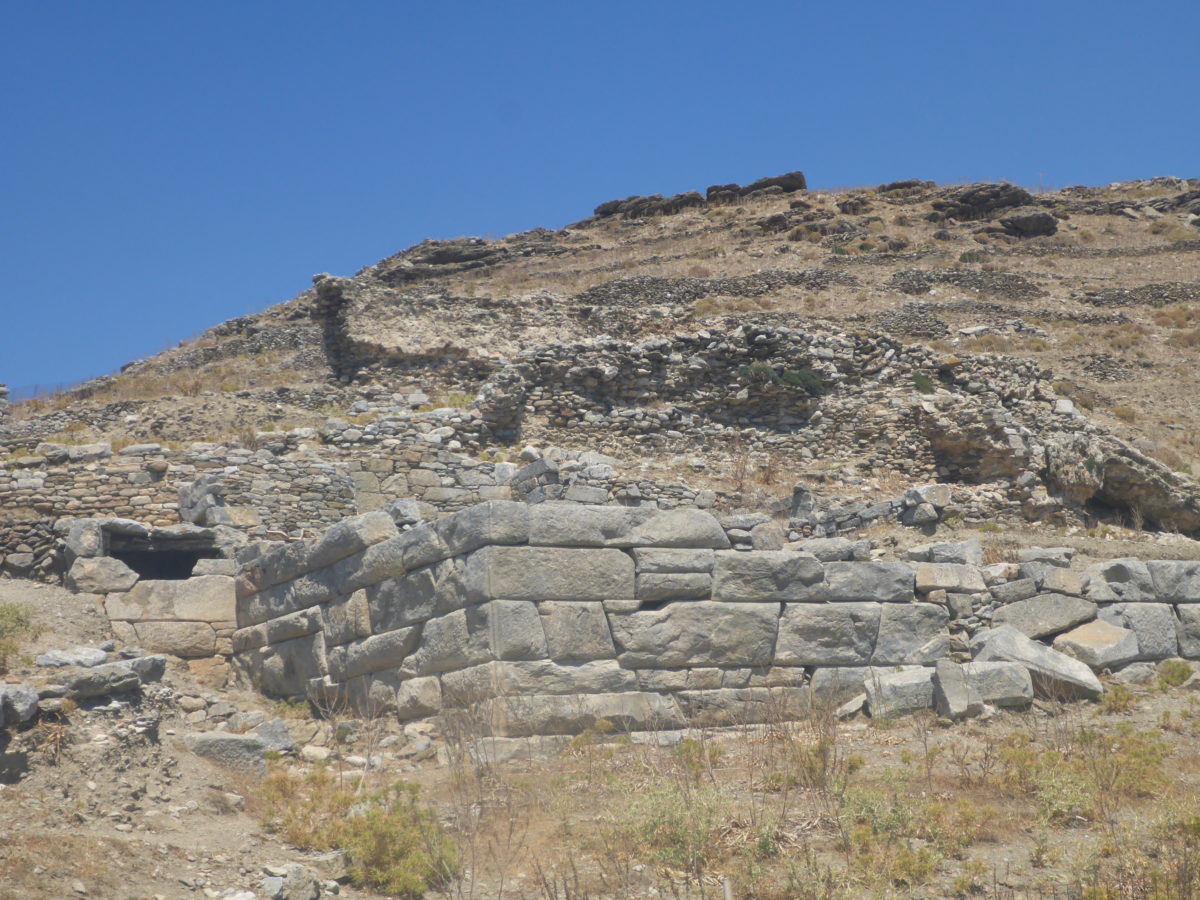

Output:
xmin=227 ymin=502 xmax=1200 ymax=735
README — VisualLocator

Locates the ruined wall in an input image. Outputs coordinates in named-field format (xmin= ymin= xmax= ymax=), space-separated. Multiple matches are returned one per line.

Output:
xmin=229 ymin=502 xmax=1200 ymax=736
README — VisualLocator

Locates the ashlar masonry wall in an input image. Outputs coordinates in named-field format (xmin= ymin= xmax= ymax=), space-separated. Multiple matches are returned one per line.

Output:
xmin=231 ymin=502 xmax=953 ymax=735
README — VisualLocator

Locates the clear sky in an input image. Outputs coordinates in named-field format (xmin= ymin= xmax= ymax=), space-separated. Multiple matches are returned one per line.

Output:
xmin=3 ymin=1 xmax=1197 ymax=393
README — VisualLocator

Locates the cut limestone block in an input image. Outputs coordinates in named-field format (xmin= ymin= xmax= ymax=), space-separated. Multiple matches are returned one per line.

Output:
xmin=933 ymin=660 xmax=982 ymax=720
xmin=864 ymin=667 xmax=934 ymax=718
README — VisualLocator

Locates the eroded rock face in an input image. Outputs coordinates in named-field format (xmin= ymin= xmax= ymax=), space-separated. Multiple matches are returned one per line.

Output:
xmin=931 ymin=183 xmax=1034 ymax=220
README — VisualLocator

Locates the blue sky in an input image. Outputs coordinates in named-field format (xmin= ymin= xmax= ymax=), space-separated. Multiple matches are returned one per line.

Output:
xmin=3 ymin=1 xmax=1197 ymax=392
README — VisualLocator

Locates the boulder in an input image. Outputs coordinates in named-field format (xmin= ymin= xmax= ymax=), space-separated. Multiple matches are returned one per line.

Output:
xmin=1085 ymin=559 xmax=1156 ymax=603
xmin=1053 ymin=620 xmax=1139 ymax=670
xmin=991 ymin=593 xmax=1096 ymax=639
xmin=183 ymin=732 xmax=267 ymax=774
xmin=999 ymin=207 xmax=1058 ymax=237
xmin=61 ymin=661 xmax=143 ymax=699
xmin=0 ymin=684 xmax=39 ymax=723
xmin=35 ymin=647 xmax=108 ymax=668
xmin=974 ymin=625 xmax=1102 ymax=699
xmin=65 ymin=557 xmax=139 ymax=594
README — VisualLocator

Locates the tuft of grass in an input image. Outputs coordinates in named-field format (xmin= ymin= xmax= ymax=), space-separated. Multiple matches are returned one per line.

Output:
xmin=0 ymin=602 xmax=41 ymax=674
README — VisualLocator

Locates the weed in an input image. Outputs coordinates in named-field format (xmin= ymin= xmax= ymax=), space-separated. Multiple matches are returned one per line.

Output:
xmin=1099 ymin=684 xmax=1136 ymax=714
xmin=1160 ymin=659 xmax=1194 ymax=689
xmin=0 ymin=602 xmax=40 ymax=673
xmin=257 ymin=765 xmax=456 ymax=897
xmin=911 ymin=372 xmax=936 ymax=394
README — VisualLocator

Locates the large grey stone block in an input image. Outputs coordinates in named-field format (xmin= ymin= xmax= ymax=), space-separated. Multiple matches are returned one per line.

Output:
xmin=0 ymin=684 xmax=39 ymax=723
xmin=111 ymin=576 xmax=234 ymax=624
xmin=822 ymin=562 xmax=915 ymax=603
xmin=341 ymin=627 xmax=420 ymax=680
xmin=473 ymin=600 xmax=548 ymax=661
xmin=632 ymin=548 xmax=715 ymax=573
xmin=464 ymin=546 xmax=634 ymax=602
xmin=872 ymin=603 xmax=950 ymax=665
xmin=809 ymin=667 xmax=878 ymax=706
xmin=66 ymin=557 xmax=139 ymax=594
xmin=864 ymin=668 xmax=934 ymax=718
xmin=974 ymin=625 xmax=1102 ymax=699
xmin=775 ymin=603 xmax=880 ymax=666
xmin=320 ymin=590 xmax=372 ymax=646
xmin=929 ymin=540 xmax=983 ymax=566
xmin=933 ymin=660 xmax=982 ymax=720
xmin=712 ymin=551 xmax=824 ymax=601
xmin=991 ymin=579 xmax=1038 ymax=604
xmin=538 ymin=601 xmax=616 ymax=661
xmin=1101 ymin=603 xmax=1178 ymax=660
xmin=1052 ymin=620 xmax=1139 ymax=670
xmin=486 ymin=691 xmax=686 ymax=737
xmin=308 ymin=511 xmax=397 ymax=571
xmin=242 ymin=633 xmax=327 ymax=697
xmin=133 ymin=621 xmax=217 ymax=658
xmin=266 ymin=608 xmax=321 ymax=644
xmin=1085 ymin=558 xmax=1156 ymax=603
xmin=1177 ymin=606 xmax=1200 ymax=658
xmin=529 ymin=505 xmax=729 ymax=549
xmin=991 ymin=593 xmax=1096 ymax=639
xmin=962 ymin=661 xmax=1033 ymax=708
xmin=1148 ymin=561 xmax=1200 ymax=604
xmin=675 ymin=687 xmax=809 ymax=726
xmin=435 ymin=501 xmax=530 ymax=555
xmin=396 ymin=676 xmax=442 ymax=720
xmin=609 ymin=601 xmax=780 ymax=668
xmin=441 ymin=660 xmax=637 ymax=704
xmin=183 ymin=732 xmax=267 ymax=774
xmin=408 ymin=609 xmax=491 ymax=676
xmin=636 ymin=572 xmax=712 ymax=603
xmin=915 ymin=563 xmax=986 ymax=594
xmin=367 ymin=565 xmax=441 ymax=632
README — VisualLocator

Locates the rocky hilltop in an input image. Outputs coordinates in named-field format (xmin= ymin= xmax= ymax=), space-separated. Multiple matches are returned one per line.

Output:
xmin=4 ymin=171 xmax=1200 ymax=898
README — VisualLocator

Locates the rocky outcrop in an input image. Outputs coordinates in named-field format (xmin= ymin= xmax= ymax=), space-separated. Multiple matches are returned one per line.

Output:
xmin=930 ymin=183 xmax=1034 ymax=221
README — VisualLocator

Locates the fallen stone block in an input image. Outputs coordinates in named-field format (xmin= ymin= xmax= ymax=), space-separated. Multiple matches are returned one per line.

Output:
xmin=933 ymin=659 xmax=982 ymax=720
xmin=962 ymin=661 xmax=1033 ymax=708
xmin=991 ymin=593 xmax=1096 ymax=639
xmin=974 ymin=625 xmax=1102 ymax=699
xmin=35 ymin=647 xmax=108 ymax=668
xmin=0 ymin=684 xmax=39 ymax=724
xmin=864 ymin=667 xmax=934 ymax=718
xmin=1053 ymin=620 xmax=1139 ymax=670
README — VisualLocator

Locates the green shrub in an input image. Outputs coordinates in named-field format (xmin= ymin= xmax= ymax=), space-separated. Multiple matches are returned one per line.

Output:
xmin=258 ymin=766 xmax=456 ymax=897
xmin=624 ymin=784 xmax=728 ymax=874
xmin=1159 ymin=659 xmax=1193 ymax=689
xmin=911 ymin=372 xmax=936 ymax=394
xmin=736 ymin=364 xmax=827 ymax=396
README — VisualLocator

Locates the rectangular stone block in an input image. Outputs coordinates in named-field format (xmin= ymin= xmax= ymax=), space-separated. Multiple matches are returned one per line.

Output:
xmin=1148 ymin=560 xmax=1200 ymax=603
xmin=320 ymin=590 xmax=372 ymax=646
xmin=712 ymin=551 xmax=824 ymax=602
xmin=775 ymin=603 xmax=880 ymax=666
xmin=440 ymin=660 xmax=637 ymax=704
xmin=538 ymin=601 xmax=616 ymax=661
xmin=308 ymin=511 xmax=398 ymax=571
xmin=171 ymin=575 xmax=236 ymax=622
xmin=341 ymin=627 xmax=420 ymax=680
xmin=675 ymin=687 xmax=809 ymax=727
xmin=915 ymin=563 xmax=986 ymax=594
xmin=408 ymin=609 xmax=492 ymax=675
xmin=463 ymin=546 xmax=634 ymax=603
xmin=434 ymin=501 xmax=530 ymax=555
xmin=636 ymin=572 xmax=712 ymax=603
xmin=484 ymin=691 xmax=686 ymax=737
xmin=872 ymin=603 xmax=950 ymax=665
xmin=609 ymin=601 xmax=780 ymax=668
xmin=133 ymin=621 xmax=216 ymax=658
xmin=991 ymin=593 xmax=1096 ymax=640
xmin=472 ymin=600 xmax=549 ymax=661
xmin=266 ymin=608 xmax=321 ymax=644
xmin=1177 ymin=606 xmax=1200 ymax=658
xmin=632 ymin=548 xmax=715 ymax=574
xmin=821 ymin=562 xmax=915 ymax=603
xmin=529 ymin=505 xmax=729 ymax=549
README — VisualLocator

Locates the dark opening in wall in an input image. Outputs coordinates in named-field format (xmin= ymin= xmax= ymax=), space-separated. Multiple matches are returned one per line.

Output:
xmin=109 ymin=549 xmax=221 ymax=580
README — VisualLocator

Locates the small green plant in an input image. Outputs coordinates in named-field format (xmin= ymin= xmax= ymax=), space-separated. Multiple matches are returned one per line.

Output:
xmin=0 ymin=602 xmax=40 ymax=674
xmin=736 ymin=364 xmax=827 ymax=396
xmin=911 ymin=372 xmax=936 ymax=394
xmin=1100 ymin=684 xmax=1136 ymax=714
xmin=1159 ymin=659 xmax=1193 ymax=689
xmin=959 ymin=250 xmax=983 ymax=263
